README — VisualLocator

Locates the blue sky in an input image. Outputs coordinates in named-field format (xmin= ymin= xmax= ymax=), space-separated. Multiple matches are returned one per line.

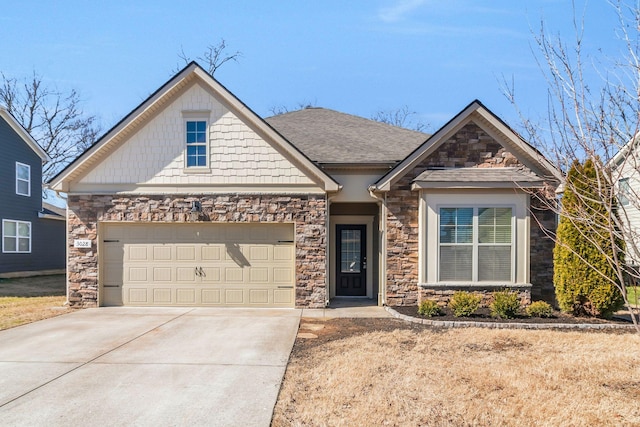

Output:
xmin=0 ymin=0 xmax=623 ymax=134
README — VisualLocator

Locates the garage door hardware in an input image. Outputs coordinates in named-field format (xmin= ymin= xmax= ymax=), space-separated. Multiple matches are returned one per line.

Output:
xmin=103 ymin=239 xmax=120 ymax=242
xmin=278 ymin=240 xmax=294 ymax=243
xmin=195 ymin=267 xmax=206 ymax=277
xmin=277 ymin=286 xmax=293 ymax=289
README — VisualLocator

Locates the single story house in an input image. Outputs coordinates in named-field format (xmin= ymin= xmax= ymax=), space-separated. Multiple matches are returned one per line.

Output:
xmin=49 ymin=62 xmax=561 ymax=308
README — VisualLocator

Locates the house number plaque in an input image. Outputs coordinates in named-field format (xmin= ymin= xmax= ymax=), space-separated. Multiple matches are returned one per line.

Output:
xmin=73 ymin=239 xmax=92 ymax=248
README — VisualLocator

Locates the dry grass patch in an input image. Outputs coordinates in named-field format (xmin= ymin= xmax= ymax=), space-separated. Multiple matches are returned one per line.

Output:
xmin=0 ymin=296 xmax=71 ymax=330
xmin=273 ymin=319 xmax=640 ymax=427
xmin=0 ymin=275 xmax=71 ymax=330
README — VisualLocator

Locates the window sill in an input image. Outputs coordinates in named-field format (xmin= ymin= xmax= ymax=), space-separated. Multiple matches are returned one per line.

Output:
xmin=420 ymin=283 xmax=532 ymax=290
xmin=182 ymin=167 xmax=211 ymax=174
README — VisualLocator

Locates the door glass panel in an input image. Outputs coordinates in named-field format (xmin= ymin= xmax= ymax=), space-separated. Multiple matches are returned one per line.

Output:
xmin=340 ymin=229 xmax=361 ymax=273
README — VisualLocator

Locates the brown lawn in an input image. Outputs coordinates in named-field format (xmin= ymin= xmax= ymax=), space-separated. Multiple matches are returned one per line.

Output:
xmin=0 ymin=275 xmax=71 ymax=331
xmin=272 ymin=318 xmax=640 ymax=427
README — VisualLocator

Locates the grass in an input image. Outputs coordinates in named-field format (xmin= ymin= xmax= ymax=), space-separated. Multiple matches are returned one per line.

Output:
xmin=0 ymin=296 xmax=70 ymax=330
xmin=0 ymin=275 xmax=71 ymax=331
xmin=273 ymin=321 xmax=640 ymax=426
xmin=628 ymin=286 xmax=640 ymax=306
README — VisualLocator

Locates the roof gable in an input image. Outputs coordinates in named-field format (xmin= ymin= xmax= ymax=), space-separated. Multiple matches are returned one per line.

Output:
xmin=371 ymin=100 xmax=561 ymax=191
xmin=49 ymin=62 xmax=339 ymax=193
xmin=0 ymin=107 xmax=48 ymax=161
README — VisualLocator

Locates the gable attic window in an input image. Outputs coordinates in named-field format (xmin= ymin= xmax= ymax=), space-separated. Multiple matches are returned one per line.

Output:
xmin=16 ymin=162 xmax=30 ymax=196
xmin=186 ymin=120 xmax=208 ymax=167
xmin=182 ymin=110 xmax=211 ymax=171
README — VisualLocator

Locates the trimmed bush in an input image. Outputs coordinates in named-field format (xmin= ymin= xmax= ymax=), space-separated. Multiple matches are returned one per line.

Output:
xmin=554 ymin=159 xmax=625 ymax=318
xmin=490 ymin=290 xmax=520 ymax=319
xmin=448 ymin=291 xmax=481 ymax=317
xmin=418 ymin=300 xmax=442 ymax=317
xmin=526 ymin=301 xmax=554 ymax=318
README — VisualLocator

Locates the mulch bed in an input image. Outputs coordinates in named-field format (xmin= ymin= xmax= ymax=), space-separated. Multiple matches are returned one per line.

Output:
xmin=392 ymin=305 xmax=634 ymax=325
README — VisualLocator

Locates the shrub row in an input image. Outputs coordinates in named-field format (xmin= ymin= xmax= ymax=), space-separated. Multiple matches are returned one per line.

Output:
xmin=417 ymin=290 xmax=554 ymax=319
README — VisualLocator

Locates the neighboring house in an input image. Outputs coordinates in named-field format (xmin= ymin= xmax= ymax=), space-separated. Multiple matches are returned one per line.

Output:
xmin=0 ymin=107 xmax=66 ymax=277
xmin=49 ymin=62 xmax=561 ymax=308
xmin=610 ymin=135 xmax=640 ymax=267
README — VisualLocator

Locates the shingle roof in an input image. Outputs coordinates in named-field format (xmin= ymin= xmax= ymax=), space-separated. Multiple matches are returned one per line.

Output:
xmin=265 ymin=108 xmax=428 ymax=164
xmin=414 ymin=167 xmax=545 ymax=187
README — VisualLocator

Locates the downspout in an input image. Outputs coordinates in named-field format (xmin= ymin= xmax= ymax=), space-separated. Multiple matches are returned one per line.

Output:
xmin=368 ymin=185 xmax=387 ymax=306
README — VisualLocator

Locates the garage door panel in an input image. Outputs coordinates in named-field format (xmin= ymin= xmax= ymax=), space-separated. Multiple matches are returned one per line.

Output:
xmin=201 ymin=246 xmax=221 ymax=260
xmin=225 ymin=267 xmax=244 ymax=282
xmin=153 ymin=246 xmax=172 ymax=261
xmin=176 ymin=289 xmax=196 ymax=304
xmin=128 ymin=267 xmax=148 ymax=282
xmin=102 ymin=223 xmax=295 ymax=307
xmin=128 ymin=288 xmax=149 ymax=303
xmin=153 ymin=288 xmax=172 ymax=303
xmin=225 ymin=289 xmax=245 ymax=304
xmin=250 ymin=267 xmax=269 ymax=283
xmin=250 ymin=289 xmax=269 ymax=304
xmin=201 ymin=289 xmax=221 ymax=304
xmin=200 ymin=267 xmax=221 ymax=282
xmin=176 ymin=246 xmax=196 ymax=261
xmin=176 ymin=267 xmax=197 ymax=282
xmin=153 ymin=267 xmax=172 ymax=282
xmin=128 ymin=246 xmax=148 ymax=261
xmin=249 ymin=246 xmax=269 ymax=261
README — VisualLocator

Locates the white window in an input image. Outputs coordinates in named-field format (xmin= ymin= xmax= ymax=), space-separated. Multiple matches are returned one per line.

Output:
xmin=439 ymin=207 xmax=513 ymax=282
xmin=16 ymin=162 xmax=30 ymax=196
xmin=619 ymin=177 xmax=631 ymax=206
xmin=3 ymin=220 xmax=31 ymax=253
xmin=185 ymin=120 xmax=208 ymax=167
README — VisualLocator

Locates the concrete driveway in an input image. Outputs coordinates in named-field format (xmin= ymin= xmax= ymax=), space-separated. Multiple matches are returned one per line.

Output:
xmin=0 ymin=307 xmax=301 ymax=426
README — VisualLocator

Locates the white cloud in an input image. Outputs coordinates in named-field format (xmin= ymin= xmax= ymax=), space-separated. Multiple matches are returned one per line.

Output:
xmin=378 ymin=0 xmax=428 ymax=23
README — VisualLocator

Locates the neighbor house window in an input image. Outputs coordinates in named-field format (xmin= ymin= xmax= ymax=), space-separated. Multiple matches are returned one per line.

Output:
xmin=186 ymin=120 xmax=207 ymax=167
xmin=3 ymin=220 xmax=31 ymax=253
xmin=16 ymin=162 xmax=30 ymax=196
xmin=439 ymin=207 xmax=513 ymax=282
xmin=619 ymin=177 xmax=631 ymax=206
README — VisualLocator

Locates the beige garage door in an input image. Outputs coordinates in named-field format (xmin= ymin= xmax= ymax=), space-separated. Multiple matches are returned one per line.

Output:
xmin=100 ymin=223 xmax=295 ymax=307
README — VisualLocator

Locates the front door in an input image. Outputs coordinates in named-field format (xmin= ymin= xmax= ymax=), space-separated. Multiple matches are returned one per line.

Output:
xmin=336 ymin=224 xmax=367 ymax=296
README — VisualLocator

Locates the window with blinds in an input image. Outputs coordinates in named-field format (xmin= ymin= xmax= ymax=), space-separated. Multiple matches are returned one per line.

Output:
xmin=439 ymin=207 xmax=513 ymax=282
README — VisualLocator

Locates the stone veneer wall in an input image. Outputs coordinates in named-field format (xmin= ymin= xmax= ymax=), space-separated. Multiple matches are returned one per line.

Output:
xmin=385 ymin=122 xmax=556 ymax=306
xmin=529 ymin=190 xmax=557 ymax=304
xmin=67 ymin=194 xmax=327 ymax=308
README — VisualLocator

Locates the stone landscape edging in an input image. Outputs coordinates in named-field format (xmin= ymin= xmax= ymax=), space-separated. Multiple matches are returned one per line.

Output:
xmin=384 ymin=307 xmax=636 ymax=330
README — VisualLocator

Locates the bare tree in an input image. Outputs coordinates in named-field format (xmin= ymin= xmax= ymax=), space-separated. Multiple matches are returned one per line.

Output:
xmin=371 ymin=105 xmax=429 ymax=132
xmin=505 ymin=0 xmax=640 ymax=331
xmin=176 ymin=39 xmax=241 ymax=76
xmin=268 ymin=99 xmax=318 ymax=116
xmin=0 ymin=71 xmax=100 ymax=184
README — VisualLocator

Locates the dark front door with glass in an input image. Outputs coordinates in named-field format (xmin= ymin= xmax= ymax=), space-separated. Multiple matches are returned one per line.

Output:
xmin=336 ymin=224 xmax=366 ymax=296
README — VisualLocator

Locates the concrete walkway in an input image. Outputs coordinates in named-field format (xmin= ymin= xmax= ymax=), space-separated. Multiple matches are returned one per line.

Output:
xmin=0 ymin=307 xmax=300 ymax=426
xmin=301 ymin=297 xmax=392 ymax=318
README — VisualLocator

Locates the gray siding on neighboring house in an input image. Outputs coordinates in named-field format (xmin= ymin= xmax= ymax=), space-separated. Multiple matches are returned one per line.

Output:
xmin=0 ymin=115 xmax=65 ymax=274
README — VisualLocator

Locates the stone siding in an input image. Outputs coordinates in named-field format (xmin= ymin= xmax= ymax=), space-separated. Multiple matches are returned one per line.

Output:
xmin=67 ymin=194 xmax=327 ymax=308
xmin=385 ymin=121 xmax=556 ymax=306
xmin=529 ymin=190 xmax=557 ymax=304
xmin=420 ymin=286 xmax=532 ymax=307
